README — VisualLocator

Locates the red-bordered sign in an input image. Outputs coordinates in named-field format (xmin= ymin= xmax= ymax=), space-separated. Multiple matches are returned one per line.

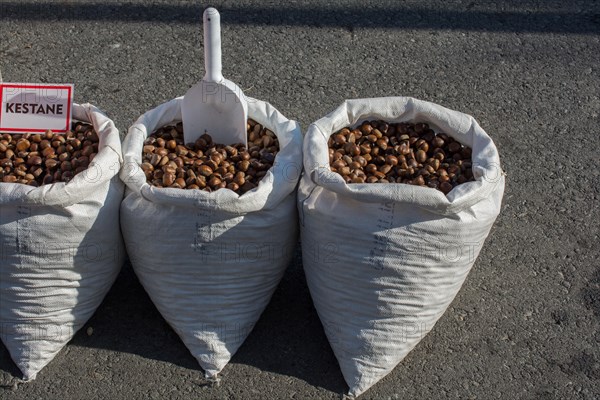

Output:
xmin=0 ymin=83 xmax=73 ymax=133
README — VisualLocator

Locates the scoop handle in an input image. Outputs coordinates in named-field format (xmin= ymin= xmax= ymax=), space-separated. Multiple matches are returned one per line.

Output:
xmin=203 ymin=8 xmax=223 ymax=83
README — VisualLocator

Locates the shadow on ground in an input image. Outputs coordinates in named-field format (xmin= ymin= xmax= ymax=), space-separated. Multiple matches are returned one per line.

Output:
xmin=1 ymin=2 xmax=599 ymax=34
xmin=0 ymin=244 xmax=346 ymax=393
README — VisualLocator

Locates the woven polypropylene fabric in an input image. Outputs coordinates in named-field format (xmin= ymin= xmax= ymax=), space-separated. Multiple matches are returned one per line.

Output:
xmin=299 ymin=97 xmax=504 ymax=397
xmin=0 ymin=103 xmax=124 ymax=380
xmin=120 ymin=96 xmax=302 ymax=378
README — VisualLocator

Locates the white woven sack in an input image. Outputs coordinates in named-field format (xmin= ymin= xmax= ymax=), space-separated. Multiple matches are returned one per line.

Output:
xmin=120 ymin=96 xmax=302 ymax=379
xmin=0 ymin=103 xmax=125 ymax=381
xmin=298 ymin=97 xmax=505 ymax=397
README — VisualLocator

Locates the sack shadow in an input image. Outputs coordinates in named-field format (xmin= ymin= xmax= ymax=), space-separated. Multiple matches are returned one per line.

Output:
xmin=1 ymin=244 xmax=346 ymax=394
xmin=0 ymin=343 xmax=21 ymax=383
xmin=66 ymin=261 xmax=201 ymax=371
xmin=79 ymin=245 xmax=346 ymax=393
xmin=228 ymin=244 xmax=347 ymax=393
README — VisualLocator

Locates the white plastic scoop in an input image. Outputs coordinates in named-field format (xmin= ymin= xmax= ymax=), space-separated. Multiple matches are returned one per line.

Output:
xmin=182 ymin=7 xmax=248 ymax=146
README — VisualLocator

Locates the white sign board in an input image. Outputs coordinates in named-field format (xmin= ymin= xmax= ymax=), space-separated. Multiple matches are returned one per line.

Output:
xmin=0 ymin=83 xmax=73 ymax=134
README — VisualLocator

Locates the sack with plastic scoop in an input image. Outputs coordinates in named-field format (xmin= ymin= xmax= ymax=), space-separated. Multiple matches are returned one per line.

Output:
xmin=120 ymin=7 xmax=302 ymax=382
xmin=120 ymin=95 xmax=302 ymax=380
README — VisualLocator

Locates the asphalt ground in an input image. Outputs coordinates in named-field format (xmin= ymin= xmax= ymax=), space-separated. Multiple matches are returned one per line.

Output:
xmin=1 ymin=1 xmax=599 ymax=399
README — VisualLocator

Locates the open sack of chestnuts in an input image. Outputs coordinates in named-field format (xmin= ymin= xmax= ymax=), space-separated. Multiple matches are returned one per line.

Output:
xmin=298 ymin=97 xmax=505 ymax=397
xmin=0 ymin=104 xmax=124 ymax=381
xmin=119 ymin=96 xmax=302 ymax=380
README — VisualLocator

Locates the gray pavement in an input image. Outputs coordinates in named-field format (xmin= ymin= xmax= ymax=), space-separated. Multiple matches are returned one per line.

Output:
xmin=1 ymin=1 xmax=599 ymax=399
